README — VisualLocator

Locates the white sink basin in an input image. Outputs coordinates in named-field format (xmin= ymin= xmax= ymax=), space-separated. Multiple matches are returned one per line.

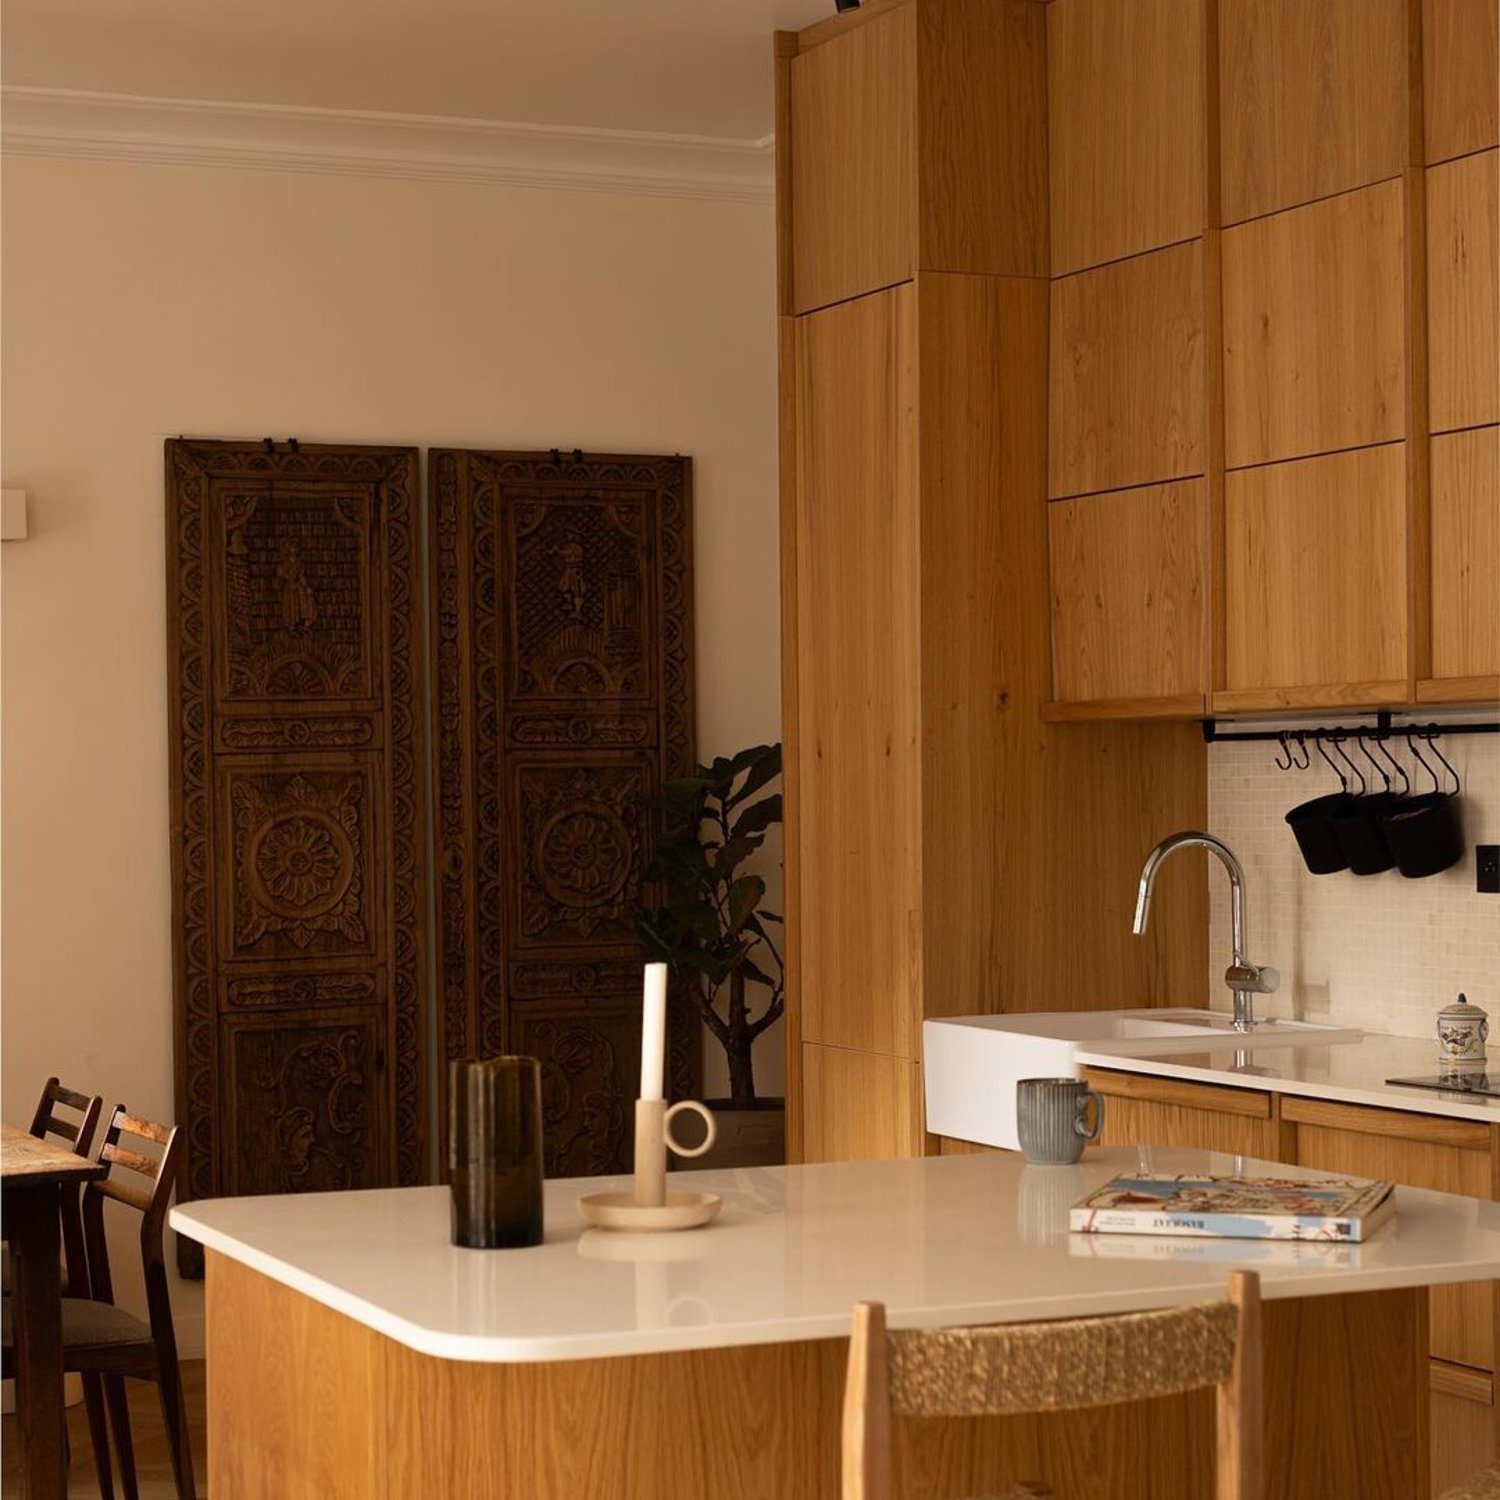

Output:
xmin=923 ymin=1009 xmax=1362 ymax=1151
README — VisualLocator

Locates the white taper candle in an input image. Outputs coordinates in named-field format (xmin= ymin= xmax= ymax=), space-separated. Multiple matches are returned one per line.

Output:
xmin=639 ymin=963 xmax=667 ymax=1102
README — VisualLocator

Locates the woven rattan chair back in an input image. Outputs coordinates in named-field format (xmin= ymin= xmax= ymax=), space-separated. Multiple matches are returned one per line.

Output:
xmin=842 ymin=1270 xmax=1261 ymax=1500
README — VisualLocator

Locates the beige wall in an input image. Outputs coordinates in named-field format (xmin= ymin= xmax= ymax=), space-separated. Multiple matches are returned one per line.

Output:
xmin=0 ymin=155 xmax=781 ymax=1349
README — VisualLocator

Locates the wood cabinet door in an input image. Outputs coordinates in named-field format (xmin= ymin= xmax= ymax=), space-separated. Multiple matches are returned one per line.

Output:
xmin=792 ymin=285 xmax=922 ymax=1060
xmin=166 ymin=440 xmax=428 ymax=1264
xmin=429 ymin=451 xmax=696 ymax=1178
xmin=1082 ymin=1069 xmax=1281 ymax=1157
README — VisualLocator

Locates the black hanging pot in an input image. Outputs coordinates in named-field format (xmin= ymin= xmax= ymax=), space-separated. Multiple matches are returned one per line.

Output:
xmin=1379 ymin=733 xmax=1464 ymax=878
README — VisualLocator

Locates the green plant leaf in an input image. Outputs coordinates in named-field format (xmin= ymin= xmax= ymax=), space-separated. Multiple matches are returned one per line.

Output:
xmin=730 ymin=793 xmax=782 ymax=841
xmin=725 ymin=874 xmax=765 ymax=934
xmin=726 ymin=743 xmax=782 ymax=806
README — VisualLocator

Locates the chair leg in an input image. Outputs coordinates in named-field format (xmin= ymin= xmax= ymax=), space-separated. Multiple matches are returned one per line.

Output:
xmin=81 ymin=1373 xmax=117 ymax=1500
xmin=155 ymin=1348 xmax=198 ymax=1500
xmin=102 ymin=1375 xmax=140 ymax=1500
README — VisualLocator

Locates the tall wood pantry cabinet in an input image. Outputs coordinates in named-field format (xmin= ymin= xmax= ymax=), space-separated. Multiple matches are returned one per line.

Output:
xmin=775 ymin=0 xmax=1209 ymax=1165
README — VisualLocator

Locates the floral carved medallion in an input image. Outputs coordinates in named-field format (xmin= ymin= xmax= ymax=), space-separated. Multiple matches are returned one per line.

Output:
xmin=232 ymin=772 xmax=367 ymax=951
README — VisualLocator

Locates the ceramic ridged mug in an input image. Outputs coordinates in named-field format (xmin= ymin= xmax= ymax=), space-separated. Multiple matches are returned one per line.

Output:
xmin=1016 ymin=1077 xmax=1105 ymax=1165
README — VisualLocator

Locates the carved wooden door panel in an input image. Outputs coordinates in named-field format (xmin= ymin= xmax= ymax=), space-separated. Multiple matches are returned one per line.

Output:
xmin=430 ymin=450 xmax=696 ymax=1176
xmin=166 ymin=440 xmax=427 ymax=1260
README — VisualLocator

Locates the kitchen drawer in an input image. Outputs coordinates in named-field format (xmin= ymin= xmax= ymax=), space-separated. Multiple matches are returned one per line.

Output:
xmin=1284 ymin=1096 xmax=1497 ymax=1375
xmin=1082 ymin=1068 xmax=1280 ymax=1158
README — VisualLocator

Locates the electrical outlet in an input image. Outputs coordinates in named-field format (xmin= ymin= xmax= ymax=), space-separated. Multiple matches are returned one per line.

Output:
xmin=1479 ymin=845 xmax=1500 ymax=895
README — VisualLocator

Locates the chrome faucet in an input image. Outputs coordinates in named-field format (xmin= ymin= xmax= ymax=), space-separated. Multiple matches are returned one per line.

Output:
xmin=1132 ymin=831 xmax=1279 ymax=1032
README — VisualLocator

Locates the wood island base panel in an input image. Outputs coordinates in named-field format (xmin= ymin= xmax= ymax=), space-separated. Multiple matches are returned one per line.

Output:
xmin=207 ymin=1254 xmax=1428 ymax=1499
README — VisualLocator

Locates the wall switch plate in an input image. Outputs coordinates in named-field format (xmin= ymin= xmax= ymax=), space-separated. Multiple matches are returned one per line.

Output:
xmin=1479 ymin=846 xmax=1500 ymax=895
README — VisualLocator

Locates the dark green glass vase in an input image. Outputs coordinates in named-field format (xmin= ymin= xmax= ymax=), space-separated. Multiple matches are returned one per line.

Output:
xmin=449 ymin=1056 xmax=544 ymax=1249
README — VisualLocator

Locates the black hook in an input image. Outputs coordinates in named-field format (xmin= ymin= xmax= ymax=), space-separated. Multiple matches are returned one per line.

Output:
xmin=1329 ymin=733 xmax=1365 ymax=795
xmin=1373 ymin=733 xmax=1409 ymax=795
xmin=1424 ymin=729 xmax=1461 ymax=795
xmin=1315 ymin=734 xmax=1349 ymax=792
xmin=1407 ymin=731 xmax=1441 ymax=794
xmin=1273 ymin=733 xmax=1294 ymax=771
xmin=1356 ymin=732 xmax=1390 ymax=792
xmin=1290 ymin=732 xmax=1310 ymax=770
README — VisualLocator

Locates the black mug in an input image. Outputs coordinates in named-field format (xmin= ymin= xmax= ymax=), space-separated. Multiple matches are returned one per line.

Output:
xmin=1285 ymin=790 xmax=1357 ymax=874
xmin=1329 ymin=791 xmax=1404 ymax=875
xmin=449 ymin=1056 xmax=545 ymax=1249
xmin=1381 ymin=791 xmax=1464 ymax=878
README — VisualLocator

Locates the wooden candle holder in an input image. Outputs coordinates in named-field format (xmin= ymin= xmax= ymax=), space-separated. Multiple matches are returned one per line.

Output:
xmin=577 ymin=1098 xmax=723 ymax=1232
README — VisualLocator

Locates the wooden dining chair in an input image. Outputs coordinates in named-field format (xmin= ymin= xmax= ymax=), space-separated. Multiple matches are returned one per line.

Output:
xmin=842 ymin=1270 xmax=1262 ymax=1500
xmin=4 ymin=1105 xmax=196 ymax=1500
xmin=9 ymin=1077 xmax=105 ymax=1295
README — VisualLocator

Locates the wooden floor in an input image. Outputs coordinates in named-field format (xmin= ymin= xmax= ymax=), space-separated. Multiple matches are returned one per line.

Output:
xmin=0 ymin=1362 xmax=206 ymax=1499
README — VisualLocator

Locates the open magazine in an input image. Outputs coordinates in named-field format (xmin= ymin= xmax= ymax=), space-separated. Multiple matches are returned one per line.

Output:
xmin=1070 ymin=1172 xmax=1396 ymax=1242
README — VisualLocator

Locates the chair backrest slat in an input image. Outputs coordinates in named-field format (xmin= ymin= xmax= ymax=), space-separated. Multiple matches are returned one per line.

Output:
xmin=82 ymin=1105 xmax=183 ymax=1314
xmin=842 ymin=1272 xmax=1262 ymax=1500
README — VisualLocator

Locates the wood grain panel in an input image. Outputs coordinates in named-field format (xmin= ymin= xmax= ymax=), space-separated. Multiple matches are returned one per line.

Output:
xmin=205 ymin=1237 xmax=1430 ymax=1500
xmin=917 ymin=0 xmax=1048 ymax=279
xmin=1084 ymin=1068 xmax=1281 ymax=1158
xmin=918 ymin=274 xmax=1207 ymax=1025
xmin=1427 ymin=150 xmax=1500 ymax=434
xmin=1218 ymin=0 xmax=1408 ymax=225
xmin=794 ymin=287 xmax=921 ymax=1057
xmin=1291 ymin=1113 xmax=1494 ymax=1375
xmin=1424 ymin=0 xmax=1500 ymax=164
xmin=790 ymin=4 xmax=916 ymax=315
xmin=1431 ymin=1373 xmax=1497 ymax=1496
xmin=208 ymin=1253 xmax=384 ymax=1499
xmin=1224 ymin=445 xmax=1409 ymax=695
xmin=1049 ymin=240 xmax=1206 ymax=498
xmin=1429 ymin=426 xmax=1500 ymax=685
xmin=1048 ymin=480 xmax=1209 ymax=705
xmin=1222 ymin=180 xmax=1407 ymax=467
xmin=1047 ymin=0 xmax=1206 ymax=275
xmin=800 ymin=1045 xmax=923 ymax=1163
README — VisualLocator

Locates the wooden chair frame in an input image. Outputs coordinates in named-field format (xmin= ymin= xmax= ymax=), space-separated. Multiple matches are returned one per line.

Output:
xmin=73 ymin=1106 xmax=196 ymax=1500
xmin=25 ymin=1077 xmax=105 ymax=1298
xmin=842 ymin=1271 xmax=1262 ymax=1500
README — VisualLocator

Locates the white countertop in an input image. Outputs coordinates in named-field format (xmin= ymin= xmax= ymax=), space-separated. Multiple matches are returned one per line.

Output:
xmin=171 ymin=1147 xmax=1500 ymax=1364
xmin=1076 ymin=1031 xmax=1500 ymax=1122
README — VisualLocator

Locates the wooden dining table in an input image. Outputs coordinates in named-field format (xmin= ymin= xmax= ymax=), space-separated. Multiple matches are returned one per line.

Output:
xmin=2 ymin=1121 xmax=107 ymax=1500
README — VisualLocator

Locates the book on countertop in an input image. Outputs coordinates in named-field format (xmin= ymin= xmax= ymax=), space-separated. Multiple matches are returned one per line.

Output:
xmin=1070 ymin=1173 xmax=1397 ymax=1243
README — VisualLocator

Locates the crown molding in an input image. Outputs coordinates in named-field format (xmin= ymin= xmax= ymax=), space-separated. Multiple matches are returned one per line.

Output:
xmin=0 ymin=86 xmax=775 ymax=203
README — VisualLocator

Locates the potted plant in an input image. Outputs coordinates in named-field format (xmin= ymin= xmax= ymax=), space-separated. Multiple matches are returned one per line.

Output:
xmin=635 ymin=743 xmax=786 ymax=1167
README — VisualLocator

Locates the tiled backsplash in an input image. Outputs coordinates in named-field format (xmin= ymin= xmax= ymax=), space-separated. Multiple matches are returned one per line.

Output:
xmin=1207 ymin=729 xmax=1499 ymax=1039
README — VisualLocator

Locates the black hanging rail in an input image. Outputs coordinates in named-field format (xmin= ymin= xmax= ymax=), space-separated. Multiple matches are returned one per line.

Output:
xmin=1202 ymin=709 xmax=1499 ymax=744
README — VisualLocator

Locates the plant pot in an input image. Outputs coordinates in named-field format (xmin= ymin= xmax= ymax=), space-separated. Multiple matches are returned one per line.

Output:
xmin=668 ymin=1098 xmax=785 ymax=1170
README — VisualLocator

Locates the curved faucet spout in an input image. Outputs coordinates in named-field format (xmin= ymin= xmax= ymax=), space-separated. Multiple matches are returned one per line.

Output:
xmin=1132 ymin=831 xmax=1276 ymax=1031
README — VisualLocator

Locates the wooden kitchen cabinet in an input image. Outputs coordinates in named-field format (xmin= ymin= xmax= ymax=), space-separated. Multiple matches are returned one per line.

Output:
xmin=1084 ymin=1072 xmax=1500 ymax=1494
xmin=1427 ymin=150 xmax=1499 ymax=436
xmin=1084 ymin=1069 xmax=1283 ymax=1157
xmin=1220 ymin=445 xmax=1410 ymax=711
xmin=1425 ymin=426 xmax=1500 ymax=700
xmin=1047 ymin=480 xmax=1208 ymax=714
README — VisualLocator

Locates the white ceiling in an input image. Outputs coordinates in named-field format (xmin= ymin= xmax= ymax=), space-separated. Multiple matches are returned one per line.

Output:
xmin=1 ymin=0 xmax=835 ymax=140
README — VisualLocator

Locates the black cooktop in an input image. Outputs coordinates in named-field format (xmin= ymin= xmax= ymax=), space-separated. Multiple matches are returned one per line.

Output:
xmin=1387 ymin=1073 xmax=1500 ymax=1099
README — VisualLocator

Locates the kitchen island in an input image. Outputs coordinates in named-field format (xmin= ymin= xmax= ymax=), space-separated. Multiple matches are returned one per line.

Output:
xmin=173 ymin=1147 xmax=1500 ymax=1498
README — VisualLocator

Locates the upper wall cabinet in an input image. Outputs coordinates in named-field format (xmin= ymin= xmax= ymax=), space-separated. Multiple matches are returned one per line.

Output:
xmin=1218 ymin=0 xmax=1408 ymax=226
xmin=1048 ymin=481 xmax=1208 ymax=712
xmin=1222 ymin=445 xmax=1409 ymax=709
xmin=1047 ymin=0 xmax=1205 ymax=276
xmin=786 ymin=0 xmax=1045 ymax=315
xmin=1222 ymin=181 xmax=1407 ymax=469
xmin=1424 ymin=0 xmax=1500 ymax=164
xmin=1427 ymin=150 xmax=1500 ymax=435
xmin=1426 ymin=426 xmax=1500 ymax=697
xmin=1049 ymin=240 xmax=1206 ymax=498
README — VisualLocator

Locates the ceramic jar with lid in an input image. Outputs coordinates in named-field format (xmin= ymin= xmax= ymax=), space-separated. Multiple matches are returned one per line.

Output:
xmin=1437 ymin=993 xmax=1489 ymax=1072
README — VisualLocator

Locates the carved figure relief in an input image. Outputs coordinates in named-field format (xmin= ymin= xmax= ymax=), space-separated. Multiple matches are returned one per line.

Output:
xmin=168 ymin=440 xmax=426 ymax=1271
xmin=430 ymin=451 xmax=695 ymax=1177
